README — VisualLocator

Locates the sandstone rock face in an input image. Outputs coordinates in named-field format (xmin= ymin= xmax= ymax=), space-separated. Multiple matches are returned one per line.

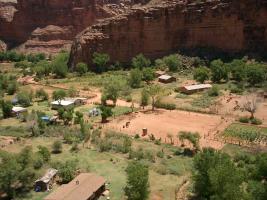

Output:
xmin=69 ymin=0 xmax=267 ymax=68
xmin=0 ymin=0 xmax=116 ymax=54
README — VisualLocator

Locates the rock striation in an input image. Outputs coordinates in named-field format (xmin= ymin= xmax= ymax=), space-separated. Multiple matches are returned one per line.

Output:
xmin=0 ymin=0 xmax=121 ymax=54
xmin=69 ymin=0 xmax=267 ymax=68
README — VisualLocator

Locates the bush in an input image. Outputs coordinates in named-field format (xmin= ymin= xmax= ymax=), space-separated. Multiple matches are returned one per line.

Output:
xmin=33 ymin=155 xmax=44 ymax=169
xmin=162 ymin=54 xmax=181 ymax=72
xmin=207 ymin=86 xmax=220 ymax=97
xmin=52 ymin=140 xmax=63 ymax=154
xmin=1 ymin=100 xmax=13 ymax=118
xmin=154 ymin=101 xmax=176 ymax=110
xmin=17 ymin=91 xmax=32 ymax=107
xmin=193 ymin=66 xmax=210 ymax=83
xmin=37 ymin=145 xmax=51 ymax=162
xmin=128 ymin=68 xmax=142 ymax=88
xmin=75 ymin=62 xmax=88 ymax=76
xmin=157 ymin=151 xmax=164 ymax=158
xmin=251 ymin=118 xmax=262 ymax=125
xmin=92 ymin=52 xmax=110 ymax=73
xmin=6 ymin=82 xmax=17 ymax=95
xmin=239 ymin=116 xmax=250 ymax=123
xmin=132 ymin=54 xmax=151 ymax=69
xmin=35 ymin=88 xmax=49 ymax=101
xmin=52 ymin=52 xmax=69 ymax=78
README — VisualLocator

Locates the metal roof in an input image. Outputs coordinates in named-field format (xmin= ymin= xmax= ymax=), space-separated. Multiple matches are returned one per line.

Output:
xmin=158 ymin=74 xmax=173 ymax=80
xmin=183 ymin=84 xmax=212 ymax=91
xmin=51 ymin=100 xmax=74 ymax=106
xmin=35 ymin=168 xmax=58 ymax=184
xmin=44 ymin=173 xmax=105 ymax=200
xmin=12 ymin=106 xmax=27 ymax=112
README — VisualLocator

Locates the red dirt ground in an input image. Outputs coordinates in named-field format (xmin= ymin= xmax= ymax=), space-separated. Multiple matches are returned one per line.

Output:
xmin=104 ymin=109 xmax=227 ymax=149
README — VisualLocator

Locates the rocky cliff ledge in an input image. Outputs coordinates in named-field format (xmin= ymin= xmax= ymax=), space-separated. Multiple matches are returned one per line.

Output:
xmin=69 ymin=0 xmax=267 ymax=68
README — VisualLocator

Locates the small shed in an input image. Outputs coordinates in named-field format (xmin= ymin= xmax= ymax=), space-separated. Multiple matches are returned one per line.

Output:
xmin=34 ymin=168 xmax=58 ymax=192
xmin=158 ymin=74 xmax=176 ymax=83
xmin=51 ymin=100 xmax=74 ymax=110
xmin=180 ymin=84 xmax=212 ymax=94
xmin=11 ymin=106 xmax=27 ymax=116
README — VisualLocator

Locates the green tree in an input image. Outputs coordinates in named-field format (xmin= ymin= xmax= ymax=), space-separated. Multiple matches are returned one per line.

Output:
xmin=146 ymin=84 xmax=165 ymax=111
xmin=52 ymin=52 xmax=69 ymax=78
xmin=140 ymin=88 xmax=149 ymax=109
xmin=92 ymin=52 xmax=110 ymax=73
xmin=246 ymin=64 xmax=266 ymax=86
xmin=132 ymin=54 xmax=151 ymax=69
xmin=142 ymin=68 xmax=155 ymax=83
xmin=230 ymin=59 xmax=247 ymax=82
xmin=1 ymin=100 xmax=13 ymax=118
xmin=163 ymin=54 xmax=181 ymax=72
xmin=37 ymin=145 xmax=51 ymax=162
xmin=178 ymin=131 xmax=200 ymax=152
xmin=52 ymin=89 xmax=66 ymax=104
xmin=129 ymin=68 xmax=143 ymax=88
xmin=99 ymin=105 xmax=113 ymax=123
xmin=210 ymin=59 xmax=229 ymax=83
xmin=75 ymin=62 xmax=88 ymax=76
xmin=124 ymin=161 xmax=150 ymax=200
xmin=17 ymin=91 xmax=32 ymax=107
xmin=193 ymin=148 xmax=244 ymax=200
xmin=35 ymin=88 xmax=49 ymax=101
xmin=193 ymin=67 xmax=210 ymax=83
xmin=57 ymin=160 xmax=78 ymax=183
xmin=52 ymin=140 xmax=63 ymax=154
xmin=102 ymin=79 xmax=124 ymax=105
xmin=6 ymin=81 xmax=17 ymax=95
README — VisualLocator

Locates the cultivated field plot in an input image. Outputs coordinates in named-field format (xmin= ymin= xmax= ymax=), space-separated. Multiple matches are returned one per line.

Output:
xmin=106 ymin=109 xmax=224 ymax=149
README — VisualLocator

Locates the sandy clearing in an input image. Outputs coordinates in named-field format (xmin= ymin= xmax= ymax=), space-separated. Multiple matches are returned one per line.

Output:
xmin=105 ymin=109 xmax=225 ymax=149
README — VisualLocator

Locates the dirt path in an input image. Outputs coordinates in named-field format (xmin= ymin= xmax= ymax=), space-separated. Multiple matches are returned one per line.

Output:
xmin=176 ymin=180 xmax=190 ymax=200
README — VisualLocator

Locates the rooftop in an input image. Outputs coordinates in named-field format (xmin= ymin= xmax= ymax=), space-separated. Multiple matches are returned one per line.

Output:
xmin=44 ymin=173 xmax=105 ymax=200
xmin=35 ymin=168 xmax=58 ymax=184
xmin=183 ymin=84 xmax=212 ymax=91
xmin=51 ymin=100 xmax=74 ymax=106
xmin=158 ymin=74 xmax=173 ymax=80
xmin=12 ymin=106 xmax=27 ymax=112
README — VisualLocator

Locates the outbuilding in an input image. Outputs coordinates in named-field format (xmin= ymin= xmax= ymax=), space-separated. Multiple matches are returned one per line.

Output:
xmin=179 ymin=84 xmax=212 ymax=94
xmin=11 ymin=106 xmax=27 ymax=116
xmin=158 ymin=74 xmax=176 ymax=83
xmin=65 ymin=97 xmax=87 ymax=106
xmin=51 ymin=100 xmax=74 ymax=110
xmin=35 ymin=168 xmax=58 ymax=192
xmin=44 ymin=173 xmax=106 ymax=200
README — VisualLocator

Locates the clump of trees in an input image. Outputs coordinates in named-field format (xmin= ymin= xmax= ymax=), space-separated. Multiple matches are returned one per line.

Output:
xmin=193 ymin=148 xmax=267 ymax=200
xmin=124 ymin=161 xmax=150 ymax=200
xmin=0 ymin=146 xmax=50 ymax=199
xmin=92 ymin=52 xmax=110 ymax=73
xmin=52 ymin=52 xmax=69 ymax=78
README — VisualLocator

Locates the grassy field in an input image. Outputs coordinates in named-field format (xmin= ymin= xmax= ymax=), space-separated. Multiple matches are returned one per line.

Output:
xmin=3 ymin=135 xmax=192 ymax=200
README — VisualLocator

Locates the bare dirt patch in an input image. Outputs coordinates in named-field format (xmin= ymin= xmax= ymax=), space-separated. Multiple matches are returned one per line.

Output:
xmin=105 ymin=109 xmax=225 ymax=149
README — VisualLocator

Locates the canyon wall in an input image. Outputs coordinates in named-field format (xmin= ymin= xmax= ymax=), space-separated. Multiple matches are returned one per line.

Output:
xmin=69 ymin=0 xmax=267 ymax=68
xmin=0 ymin=0 xmax=116 ymax=54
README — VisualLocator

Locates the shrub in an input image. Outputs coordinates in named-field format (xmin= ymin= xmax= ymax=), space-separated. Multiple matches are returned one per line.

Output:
xmin=17 ymin=91 xmax=32 ymax=107
xmin=239 ymin=116 xmax=250 ymax=123
xmin=35 ymin=88 xmax=49 ymax=101
xmin=33 ymin=155 xmax=44 ymax=169
xmin=157 ymin=151 xmax=164 ymax=158
xmin=207 ymin=86 xmax=220 ymax=97
xmin=75 ymin=62 xmax=88 ymax=76
xmin=52 ymin=52 xmax=69 ymax=78
xmin=154 ymin=101 xmax=176 ymax=110
xmin=193 ymin=66 xmax=210 ymax=83
xmin=128 ymin=68 xmax=142 ymax=88
xmin=251 ymin=118 xmax=263 ymax=125
xmin=132 ymin=54 xmax=151 ymax=69
xmin=1 ymin=100 xmax=13 ymax=118
xmin=52 ymin=140 xmax=63 ymax=154
xmin=162 ymin=54 xmax=181 ymax=72
xmin=6 ymin=82 xmax=17 ymax=95
xmin=92 ymin=52 xmax=110 ymax=73
xmin=37 ymin=145 xmax=51 ymax=162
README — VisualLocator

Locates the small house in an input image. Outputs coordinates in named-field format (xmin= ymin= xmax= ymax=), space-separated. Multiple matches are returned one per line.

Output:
xmin=44 ymin=173 xmax=106 ymax=200
xmin=51 ymin=100 xmax=74 ymax=110
xmin=34 ymin=168 xmax=58 ymax=192
xmin=11 ymin=106 xmax=27 ymax=116
xmin=180 ymin=84 xmax=212 ymax=94
xmin=158 ymin=74 xmax=176 ymax=83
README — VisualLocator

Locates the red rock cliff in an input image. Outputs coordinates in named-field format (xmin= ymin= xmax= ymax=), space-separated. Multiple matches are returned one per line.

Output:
xmin=69 ymin=0 xmax=267 ymax=68
xmin=0 ymin=0 xmax=116 ymax=54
